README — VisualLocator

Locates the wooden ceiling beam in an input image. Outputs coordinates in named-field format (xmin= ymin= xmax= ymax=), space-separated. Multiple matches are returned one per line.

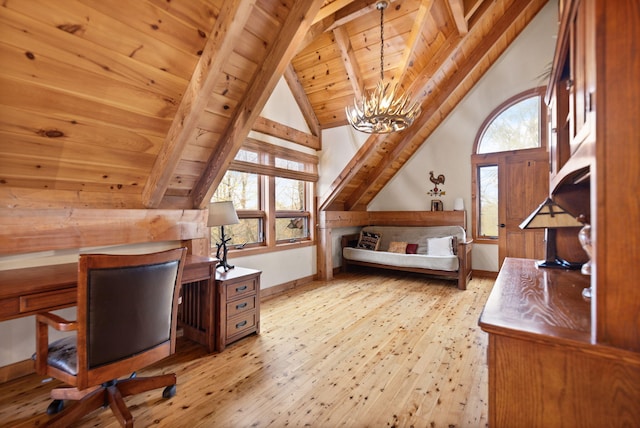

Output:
xmin=252 ymin=116 xmax=320 ymax=150
xmin=313 ymin=0 xmax=357 ymax=24
xmin=333 ymin=26 xmax=365 ymax=101
xmin=142 ymin=0 xmax=254 ymax=209
xmin=446 ymin=0 xmax=469 ymax=35
xmin=191 ymin=0 xmax=326 ymax=209
xmin=395 ymin=0 xmax=434 ymax=83
xmin=283 ymin=64 xmax=321 ymax=138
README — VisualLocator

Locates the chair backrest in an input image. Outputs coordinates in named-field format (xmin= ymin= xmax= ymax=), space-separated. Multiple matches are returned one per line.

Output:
xmin=76 ymin=248 xmax=186 ymax=387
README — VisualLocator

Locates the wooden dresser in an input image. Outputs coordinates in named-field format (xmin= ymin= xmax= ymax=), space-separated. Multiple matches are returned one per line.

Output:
xmin=215 ymin=267 xmax=261 ymax=351
xmin=479 ymin=258 xmax=640 ymax=427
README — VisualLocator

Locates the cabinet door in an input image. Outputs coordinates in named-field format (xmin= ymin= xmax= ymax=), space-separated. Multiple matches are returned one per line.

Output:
xmin=568 ymin=0 xmax=595 ymax=152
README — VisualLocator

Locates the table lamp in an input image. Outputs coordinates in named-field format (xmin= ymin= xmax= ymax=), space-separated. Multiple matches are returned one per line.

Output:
xmin=519 ymin=197 xmax=583 ymax=269
xmin=208 ymin=201 xmax=239 ymax=271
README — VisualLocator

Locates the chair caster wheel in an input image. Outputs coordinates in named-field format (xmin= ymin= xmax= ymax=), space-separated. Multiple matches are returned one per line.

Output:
xmin=162 ymin=384 xmax=176 ymax=399
xmin=47 ymin=399 xmax=64 ymax=415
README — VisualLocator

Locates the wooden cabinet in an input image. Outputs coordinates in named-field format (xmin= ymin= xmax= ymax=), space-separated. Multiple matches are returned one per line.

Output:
xmin=547 ymin=0 xmax=595 ymax=192
xmin=481 ymin=1 xmax=640 ymax=425
xmin=479 ymin=259 xmax=640 ymax=427
xmin=215 ymin=267 xmax=261 ymax=351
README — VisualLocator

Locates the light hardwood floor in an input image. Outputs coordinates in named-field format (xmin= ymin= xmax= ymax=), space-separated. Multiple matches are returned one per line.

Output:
xmin=0 ymin=271 xmax=493 ymax=427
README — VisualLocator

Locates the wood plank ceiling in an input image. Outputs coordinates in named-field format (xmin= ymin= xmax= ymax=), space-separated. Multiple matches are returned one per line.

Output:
xmin=0 ymin=0 xmax=549 ymax=212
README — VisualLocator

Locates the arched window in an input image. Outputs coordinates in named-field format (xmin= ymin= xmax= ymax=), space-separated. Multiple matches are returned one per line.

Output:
xmin=477 ymin=96 xmax=542 ymax=153
xmin=471 ymin=88 xmax=547 ymax=242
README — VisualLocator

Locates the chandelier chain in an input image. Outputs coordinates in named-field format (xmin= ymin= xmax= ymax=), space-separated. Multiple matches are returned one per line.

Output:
xmin=380 ymin=3 xmax=384 ymax=81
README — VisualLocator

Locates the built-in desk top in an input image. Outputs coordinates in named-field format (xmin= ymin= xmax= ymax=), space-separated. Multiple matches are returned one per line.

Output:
xmin=479 ymin=257 xmax=591 ymax=345
xmin=0 ymin=254 xmax=217 ymax=321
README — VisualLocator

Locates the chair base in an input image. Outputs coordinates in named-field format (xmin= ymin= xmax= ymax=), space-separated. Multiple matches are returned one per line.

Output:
xmin=45 ymin=373 xmax=176 ymax=428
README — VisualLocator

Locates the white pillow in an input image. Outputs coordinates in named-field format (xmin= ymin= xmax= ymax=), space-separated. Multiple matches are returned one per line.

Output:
xmin=426 ymin=236 xmax=453 ymax=256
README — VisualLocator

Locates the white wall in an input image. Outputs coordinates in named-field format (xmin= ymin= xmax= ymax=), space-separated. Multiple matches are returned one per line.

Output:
xmin=321 ymin=1 xmax=558 ymax=272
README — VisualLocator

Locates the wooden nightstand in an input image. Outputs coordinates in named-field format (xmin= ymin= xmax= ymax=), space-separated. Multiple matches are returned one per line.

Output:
xmin=215 ymin=267 xmax=261 ymax=351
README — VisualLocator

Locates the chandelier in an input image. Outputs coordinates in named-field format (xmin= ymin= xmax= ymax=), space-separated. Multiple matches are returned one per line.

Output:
xmin=346 ymin=1 xmax=421 ymax=134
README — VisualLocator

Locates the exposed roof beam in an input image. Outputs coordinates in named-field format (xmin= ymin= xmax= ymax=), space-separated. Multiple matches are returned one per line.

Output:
xmin=446 ymin=0 xmax=469 ymax=35
xmin=252 ymin=116 xmax=320 ymax=150
xmin=283 ymin=64 xmax=321 ymax=138
xmin=313 ymin=0 xmax=357 ymax=24
xmin=191 ymin=0 xmax=326 ymax=208
xmin=395 ymin=0 xmax=434 ymax=82
xmin=142 ymin=0 xmax=254 ymax=208
xmin=333 ymin=26 xmax=365 ymax=101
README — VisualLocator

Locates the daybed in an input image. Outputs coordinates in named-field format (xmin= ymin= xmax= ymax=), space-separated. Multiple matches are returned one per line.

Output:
xmin=341 ymin=225 xmax=472 ymax=290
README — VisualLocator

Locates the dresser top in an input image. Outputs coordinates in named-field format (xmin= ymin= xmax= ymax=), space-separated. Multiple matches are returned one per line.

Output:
xmin=479 ymin=258 xmax=591 ymax=344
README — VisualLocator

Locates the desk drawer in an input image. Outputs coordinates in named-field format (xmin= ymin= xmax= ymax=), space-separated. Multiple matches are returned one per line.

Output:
xmin=227 ymin=311 xmax=256 ymax=337
xmin=182 ymin=264 xmax=211 ymax=283
xmin=226 ymin=279 xmax=257 ymax=300
xmin=226 ymin=296 xmax=256 ymax=318
xmin=19 ymin=288 xmax=76 ymax=313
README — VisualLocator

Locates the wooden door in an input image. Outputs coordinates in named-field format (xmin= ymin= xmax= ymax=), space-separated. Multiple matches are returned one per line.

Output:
xmin=498 ymin=149 xmax=549 ymax=266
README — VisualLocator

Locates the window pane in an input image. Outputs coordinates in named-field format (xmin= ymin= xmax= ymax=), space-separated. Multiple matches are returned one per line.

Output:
xmin=479 ymin=165 xmax=499 ymax=238
xmin=276 ymin=157 xmax=304 ymax=171
xmin=276 ymin=217 xmax=308 ymax=241
xmin=211 ymin=219 xmax=261 ymax=247
xmin=212 ymin=171 xmax=258 ymax=210
xmin=478 ymin=97 xmax=540 ymax=154
xmin=275 ymin=177 xmax=305 ymax=210
xmin=235 ymin=149 xmax=259 ymax=163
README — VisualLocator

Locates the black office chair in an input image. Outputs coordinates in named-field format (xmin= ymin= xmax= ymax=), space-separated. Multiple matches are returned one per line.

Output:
xmin=33 ymin=247 xmax=187 ymax=427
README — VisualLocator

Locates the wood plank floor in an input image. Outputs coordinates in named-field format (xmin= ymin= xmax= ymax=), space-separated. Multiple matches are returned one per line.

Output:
xmin=0 ymin=271 xmax=493 ymax=427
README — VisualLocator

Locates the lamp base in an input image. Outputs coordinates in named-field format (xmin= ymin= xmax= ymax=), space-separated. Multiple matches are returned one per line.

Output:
xmin=536 ymin=258 xmax=582 ymax=270
xmin=217 ymin=258 xmax=235 ymax=272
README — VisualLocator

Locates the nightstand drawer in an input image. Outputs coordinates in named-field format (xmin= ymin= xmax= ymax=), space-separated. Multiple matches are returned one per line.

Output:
xmin=227 ymin=296 xmax=256 ymax=318
xmin=226 ymin=279 xmax=257 ymax=299
xmin=227 ymin=312 xmax=256 ymax=337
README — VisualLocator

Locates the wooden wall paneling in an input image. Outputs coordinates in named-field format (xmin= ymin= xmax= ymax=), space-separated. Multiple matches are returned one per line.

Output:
xmin=0 ymin=209 xmax=207 ymax=255
xmin=144 ymin=0 xmax=221 ymax=31
xmin=0 ymin=76 xmax=172 ymax=138
xmin=3 ymin=0 xmax=200 ymax=80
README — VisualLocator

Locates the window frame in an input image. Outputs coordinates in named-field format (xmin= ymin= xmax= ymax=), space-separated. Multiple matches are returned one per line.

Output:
xmin=211 ymin=138 xmax=317 ymax=256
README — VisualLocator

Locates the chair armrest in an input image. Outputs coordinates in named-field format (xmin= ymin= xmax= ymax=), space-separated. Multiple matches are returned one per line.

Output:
xmin=34 ymin=313 xmax=77 ymax=375
xmin=341 ymin=233 xmax=360 ymax=249
xmin=36 ymin=312 xmax=77 ymax=332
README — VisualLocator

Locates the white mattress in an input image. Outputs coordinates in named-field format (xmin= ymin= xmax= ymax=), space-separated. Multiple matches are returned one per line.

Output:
xmin=343 ymin=247 xmax=459 ymax=272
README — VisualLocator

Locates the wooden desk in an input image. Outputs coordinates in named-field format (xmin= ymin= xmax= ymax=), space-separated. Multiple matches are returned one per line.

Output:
xmin=0 ymin=255 xmax=219 ymax=352
xmin=479 ymin=258 xmax=640 ymax=427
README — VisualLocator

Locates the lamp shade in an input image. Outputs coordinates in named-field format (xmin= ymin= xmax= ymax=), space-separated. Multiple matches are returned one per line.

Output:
xmin=207 ymin=201 xmax=239 ymax=227
xmin=519 ymin=198 xmax=582 ymax=229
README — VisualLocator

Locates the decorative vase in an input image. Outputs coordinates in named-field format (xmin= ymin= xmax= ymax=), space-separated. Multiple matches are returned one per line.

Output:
xmin=578 ymin=223 xmax=592 ymax=275
xmin=578 ymin=221 xmax=592 ymax=299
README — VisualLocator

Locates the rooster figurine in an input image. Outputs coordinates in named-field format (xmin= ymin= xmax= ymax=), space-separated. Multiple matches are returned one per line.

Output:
xmin=428 ymin=171 xmax=446 ymax=196
xmin=429 ymin=171 xmax=445 ymax=186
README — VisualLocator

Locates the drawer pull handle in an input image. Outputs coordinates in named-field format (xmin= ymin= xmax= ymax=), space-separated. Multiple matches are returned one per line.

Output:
xmin=236 ymin=320 xmax=247 ymax=328
xmin=236 ymin=302 xmax=247 ymax=309
xmin=236 ymin=285 xmax=248 ymax=292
